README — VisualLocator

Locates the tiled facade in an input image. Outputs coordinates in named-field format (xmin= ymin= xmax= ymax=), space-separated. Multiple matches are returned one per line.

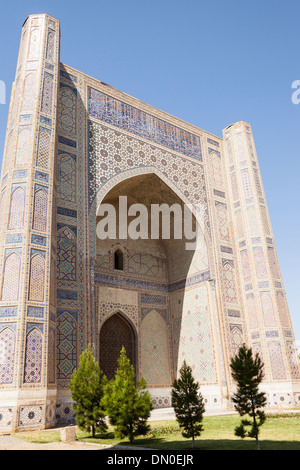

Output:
xmin=0 ymin=13 xmax=299 ymax=432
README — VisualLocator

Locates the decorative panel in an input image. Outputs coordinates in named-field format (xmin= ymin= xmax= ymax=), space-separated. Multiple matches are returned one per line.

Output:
xmin=0 ymin=327 xmax=16 ymax=384
xmin=58 ymin=84 xmax=77 ymax=134
xmin=88 ymin=88 xmax=202 ymax=160
xmin=32 ymin=189 xmax=48 ymax=232
xmin=57 ymin=153 xmax=76 ymax=203
xmin=41 ymin=73 xmax=54 ymax=115
xmin=240 ymin=249 xmax=251 ymax=282
xmin=48 ymin=329 xmax=55 ymax=384
xmin=56 ymin=311 xmax=77 ymax=381
xmin=230 ymin=324 xmax=243 ymax=356
xmin=46 ymin=29 xmax=55 ymax=62
xmin=141 ymin=310 xmax=171 ymax=386
xmin=223 ymin=261 xmax=238 ymax=304
xmin=57 ymin=226 xmax=77 ymax=281
xmin=36 ymin=127 xmax=51 ymax=168
xmin=23 ymin=327 xmax=43 ymax=383
xmin=260 ymin=292 xmax=276 ymax=328
xmin=1 ymin=253 xmax=21 ymax=301
xmin=215 ymin=202 xmax=230 ymax=241
xmin=246 ymin=293 xmax=259 ymax=329
xmin=276 ymin=291 xmax=290 ymax=328
xmin=267 ymin=342 xmax=287 ymax=381
xmin=15 ymin=127 xmax=31 ymax=166
xmin=253 ymin=246 xmax=268 ymax=279
xmin=241 ymin=169 xmax=252 ymax=196
xmin=22 ymin=72 xmax=36 ymax=112
xmin=28 ymin=254 xmax=45 ymax=302
xmin=8 ymin=186 xmax=25 ymax=230
xmin=267 ymin=247 xmax=280 ymax=279
xmin=28 ymin=27 xmax=41 ymax=60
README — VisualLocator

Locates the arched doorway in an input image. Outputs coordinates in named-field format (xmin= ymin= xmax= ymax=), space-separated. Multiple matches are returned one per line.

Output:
xmin=99 ymin=313 xmax=136 ymax=380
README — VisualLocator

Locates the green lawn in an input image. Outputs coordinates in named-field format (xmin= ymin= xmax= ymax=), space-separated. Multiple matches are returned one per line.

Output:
xmin=13 ymin=413 xmax=300 ymax=450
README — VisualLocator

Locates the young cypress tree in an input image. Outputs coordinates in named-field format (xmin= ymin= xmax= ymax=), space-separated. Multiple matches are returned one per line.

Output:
xmin=171 ymin=360 xmax=205 ymax=448
xmin=69 ymin=344 xmax=108 ymax=438
xmin=230 ymin=343 xmax=267 ymax=450
xmin=102 ymin=347 xmax=153 ymax=444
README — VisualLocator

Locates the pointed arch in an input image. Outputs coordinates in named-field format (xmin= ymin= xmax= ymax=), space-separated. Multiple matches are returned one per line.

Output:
xmin=22 ymin=71 xmax=36 ymax=112
xmin=0 ymin=327 xmax=16 ymax=384
xmin=222 ymin=260 xmax=238 ymax=304
xmin=23 ymin=327 xmax=43 ymax=383
xmin=15 ymin=126 xmax=31 ymax=166
xmin=141 ymin=310 xmax=171 ymax=386
xmin=36 ymin=128 xmax=50 ymax=168
xmin=1 ymin=252 xmax=21 ymax=301
xmin=93 ymin=166 xmax=214 ymax=278
xmin=28 ymin=254 xmax=45 ymax=302
xmin=32 ymin=188 xmax=48 ymax=232
xmin=99 ymin=311 xmax=136 ymax=381
xmin=8 ymin=186 xmax=25 ymax=230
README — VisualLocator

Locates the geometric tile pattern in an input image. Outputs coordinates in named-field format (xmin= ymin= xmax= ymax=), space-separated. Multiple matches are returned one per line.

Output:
xmin=240 ymin=249 xmax=251 ymax=282
xmin=215 ymin=202 xmax=230 ymax=241
xmin=0 ymin=407 xmax=13 ymax=428
xmin=1 ymin=253 xmax=21 ymax=301
xmin=56 ymin=311 xmax=77 ymax=380
xmin=55 ymin=402 xmax=76 ymax=425
xmin=57 ymin=153 xmax=76 ymax=203
xmin=285 ymin=341 xmax=300 ymax=380
xmin=246 ymin=293 xmax=259 ymax=329
xmin=88 ymin=88 xmax=202 ymax=160
xmin=21 ymin=72 xmax=36 ymax=112
xmin=32 ymin=189 xmax=48 ymax=232
xmin=0 ymin=12 xmax=299 ymax=427
xmin=8 ymin=186 xmax=25 ymax=230
xmin=267 ymin=342 xmax=287 ymax=381
xmin=253 ymin=246 xmax=268 ymax=279
xmin=57 ymin=226 xmax=77 ymax=281
xmin=58 ymin=84 xmax=77 ymax=134
xmin=141 ymin=309 xmax=171 ymax=386
xmin=0 ymin=327 xmax=16 ymax=384
xmin=276 ymin=291 xmax=290 ymax=328
xmin=176 ymin=286 xmax=217 ymax=384
xmin=19 ymin=405 xmax=43 ymax=427
xmin=267 ymin=247 xmax=280 ymax=279
xmin=23 ymin=327 xmax=43 ymax=383
xmin=229 ymin=324 xmax=244 ymax=357
xmin=88 ymin=122 xmax=209 ymax=236
xmin=15 ymin=127 xmax=31 ymax=166
xmin=223 ymin=261 xmax=238 ymax=303
xmin=36 ymin=128 xmax=51 ymax=168
xmin=28 ymin=254 xmax=45 ymax=302
xmin=41 ymin=73 xmax=53 ymax=115
xmin=260 ymin=292 xmax=277 ymax=328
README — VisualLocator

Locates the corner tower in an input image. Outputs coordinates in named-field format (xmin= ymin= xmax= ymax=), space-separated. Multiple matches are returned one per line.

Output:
xmin=223 ymin=122 xmax=300 ymax=406
xmin=0 ymin=14 xmax=60 ymax=431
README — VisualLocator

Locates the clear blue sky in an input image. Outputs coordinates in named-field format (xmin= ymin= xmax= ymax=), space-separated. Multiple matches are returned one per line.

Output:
xmin=0 ymin=0 xmax=299 ymax=347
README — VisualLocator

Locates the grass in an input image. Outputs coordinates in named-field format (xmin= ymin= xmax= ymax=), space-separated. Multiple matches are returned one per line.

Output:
xmin=13 ymin=413 xmax=300 ymax=450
